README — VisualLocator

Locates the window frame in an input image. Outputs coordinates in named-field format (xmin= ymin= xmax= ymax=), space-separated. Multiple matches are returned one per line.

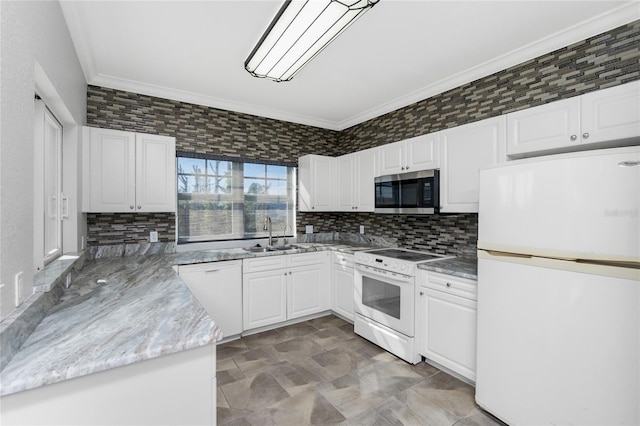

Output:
xmin=176 ymin=154 xmax=296 ymax=245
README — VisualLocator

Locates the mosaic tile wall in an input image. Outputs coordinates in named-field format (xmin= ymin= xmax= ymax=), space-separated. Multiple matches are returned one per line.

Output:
xmin=86 ymin=21 xmax=640 ymax=250
xmin=86 ymin=213 xmax=176 ymax=245
xmin=337 ymin=21 xmax=640 ymax=153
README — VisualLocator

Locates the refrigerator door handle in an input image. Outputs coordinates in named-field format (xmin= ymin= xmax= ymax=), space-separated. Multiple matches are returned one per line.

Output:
xmin=478 ymin=250 xmax=640 ymax=281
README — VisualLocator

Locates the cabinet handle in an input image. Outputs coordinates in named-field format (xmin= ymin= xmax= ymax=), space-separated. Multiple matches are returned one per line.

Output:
xmin=137 ymin=205 xmax=142 ymax=209
xmin=419 ymin=291 xmax=424 ymax=296
xmin=312 ymin=206 xmax=315 ymax=210
xmin=446 ymin=282 xmax=451 ymax=287
xmin=289 ymin=271 xmax=292 ymax=275
xmin=204 ymin=269 xmax=220 ymax=274
xmin=570 ymin=135 xmax=577 ymax=141
xmin=130 ymin=205 xmax=134 ymax=210
xmin=582 ymin=132 xmax=589 ymax=139
xmin=401 ymin=167 xmax=405 ymax=170
xmin=406 ymin=166 xmax=410 ymax=170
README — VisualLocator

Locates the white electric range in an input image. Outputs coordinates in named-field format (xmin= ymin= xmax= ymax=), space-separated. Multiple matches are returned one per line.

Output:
xmin=354 ymin=248 xmax=453 ymax=364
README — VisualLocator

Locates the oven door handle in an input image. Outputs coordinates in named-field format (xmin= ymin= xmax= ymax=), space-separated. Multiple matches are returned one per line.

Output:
xmin=355 ymin=263 xmax=412 ymax=283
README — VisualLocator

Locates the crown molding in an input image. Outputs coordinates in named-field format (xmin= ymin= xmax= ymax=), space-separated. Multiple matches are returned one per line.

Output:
xmin=59 ymin=1 xmax=97 ymax=83
xmin=76 ymin=2 xmax=639 ymax=131
xmin=89 ymin=74 xmax=342 ymax=131
xmin=336 ymin=2 xmax=640 ymax=130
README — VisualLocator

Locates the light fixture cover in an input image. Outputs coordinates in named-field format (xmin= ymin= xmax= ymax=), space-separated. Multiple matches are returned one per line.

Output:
xmin=245 ymin=0 xmax=379 ymax=82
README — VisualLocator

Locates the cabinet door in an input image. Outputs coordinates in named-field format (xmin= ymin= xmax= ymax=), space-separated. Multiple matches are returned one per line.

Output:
xmin=179 ymin=261 xmax=242 ymax=338
xmin=506 ymin=97 xmax=580 ymax=157
xmin=135 ymin=133 xmax=176 ymax=212
xmin=88 ymin=128 xmax=136 ymax=212
xmin=243 ymin=270 xmax=287 ymax=331
xmin=406 ymin=133 xmax=440 ymax=171
xmin=288 ymin=264 xmax=329 ymax=320
xmin=581 ymin=81 xmax=640 ymax=145
xmin=378 ymin=140 xmax=405 ymax=175
xmin=355 ymin=148 xmax=377 ymax=212
xmin=298 ymin=155 xmax=335 ymax=212
xmin=336 ymin=153 xmax=356 ymax=212
xmin=440 ymin=116 xmax=506 ymax=213
xmin=333 ymin=265 xmax=354 ymax=320
xmin=418 ymin=286 xmax=477 ymax=381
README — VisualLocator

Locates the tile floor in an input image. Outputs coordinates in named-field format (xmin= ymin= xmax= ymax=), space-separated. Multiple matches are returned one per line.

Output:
xmin=217 ymin=315 xmax=504 ymax=425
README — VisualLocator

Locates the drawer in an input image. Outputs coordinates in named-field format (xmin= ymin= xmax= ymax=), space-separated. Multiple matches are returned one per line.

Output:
xmin=286 ymin=251 xmax=326 ymax=268
xmin=420 ymin=270 xmax=477 ymax=301
xmin=333 ymin=252 xmax=354 ymax=268
xmin=243 ymin=255 xmax=288 ymax=273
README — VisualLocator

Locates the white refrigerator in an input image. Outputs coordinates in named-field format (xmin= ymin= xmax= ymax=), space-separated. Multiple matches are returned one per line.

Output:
xmin=476 ymin=146 xmax=640 ymax=426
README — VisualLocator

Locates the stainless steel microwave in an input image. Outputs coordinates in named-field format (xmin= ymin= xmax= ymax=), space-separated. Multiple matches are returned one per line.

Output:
xmin=374 ymin=170 xmax=440 ymax=214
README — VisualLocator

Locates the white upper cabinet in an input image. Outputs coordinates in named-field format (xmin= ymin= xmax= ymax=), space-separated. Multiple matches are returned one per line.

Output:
xmin=507 ymin=81 xmax=640 ymax=157
xmin=298 ymin=154 xmax=335 ymax=212
xmin=336 ymin=148 xmax=377 ymax=212
xmin=507 ymin=97 xmax=580 ymax=156
xmin=378 ymin=133 xmax=439 ymax=176
xmin=581 ymin=81 xmax=640 ymax=144
xmin=83 ymin=127 xmax=176 ymax=213
xmin=440 ymin=116 xmax=506 ymax=213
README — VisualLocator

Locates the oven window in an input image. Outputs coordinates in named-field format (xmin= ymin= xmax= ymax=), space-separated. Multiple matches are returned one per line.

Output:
xmin=400 ymin=180 xmax=418 ymax=206
xmin=375 ymin=181 xmax=398 ymax=207
xmin=362 ymin=276 xmax=401 ymax=319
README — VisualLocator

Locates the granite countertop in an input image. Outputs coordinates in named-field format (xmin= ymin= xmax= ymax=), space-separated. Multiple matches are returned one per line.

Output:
xmin=0 ymin=240 xmax=474 ymax=397
xmin=0 ymin=241 xmax=373 ymax=397
xmin=418 ymin=257 xmax=478 ymax=281
xmin=0 ymin=254 xmax=220 ymax=397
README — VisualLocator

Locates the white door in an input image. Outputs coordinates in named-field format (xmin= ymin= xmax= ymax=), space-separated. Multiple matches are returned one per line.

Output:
xmin=478 ymin=146 xmax=640 ymax=262
xmin=243 ymin=270 xmax=287 ymax=330
xmin=406 ymin=133 xmax=439 ymax=171
xmin=440 ymin=116 xmax=506 ymax=213
xmin=288 ymin=264 xmax=325 ymax=320
xmin=336 ymin=153 xmax=355 ymax=211
xmin=418 ymin=287 xmax=477 ymax=381
xmin=135 ymin=133 xmax=176 ymax=212
xmin=506 ymin=97 xmax=580 ymax=157
xmin=89 ymin=128 xmax=136 ymax=212
xmin=581 ymin=80 xmax=640 ymax=145
xmin=378 ymin=140 xmax=405 ymax=175
xmin=476 ymin=253 xmax=640 ymax=426
xmin=333 ymin=264 xmax=354 ymax=320
xmin=179 ymin=261 xmax=243 ymax=339
xmin=355 ymin=148 xmax=377 ymax=211
xmin=34 ymin=99 xmax=63 ymax=269
xmin=312 ymin=155 xmax=335 ymax=211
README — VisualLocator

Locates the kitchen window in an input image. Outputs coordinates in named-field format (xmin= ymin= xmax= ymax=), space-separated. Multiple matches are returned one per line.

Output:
xmin=177 ymin=155 xmax=296 ymax=243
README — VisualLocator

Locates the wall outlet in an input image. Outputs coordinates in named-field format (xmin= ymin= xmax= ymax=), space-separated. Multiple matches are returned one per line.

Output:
xmin=360 ymin=225 xmax=365 ymax=234
xmin=149 ymin=231 xmax=158 ymax=243
xmin=305 ymin=225 xmax=313 ymax=234
xmin=14 ymin=271 xmax=24 ymax=307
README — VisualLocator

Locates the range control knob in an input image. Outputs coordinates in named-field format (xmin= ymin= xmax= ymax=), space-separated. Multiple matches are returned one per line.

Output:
xmin=400 ymin=264 xmax=407 ymax=271
xmin=392 ymin=262 xmax=399 ymax=269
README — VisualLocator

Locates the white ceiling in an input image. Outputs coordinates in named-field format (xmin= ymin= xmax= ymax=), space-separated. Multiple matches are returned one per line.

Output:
xmin=60 ymin=1 xmax=640 ymax=131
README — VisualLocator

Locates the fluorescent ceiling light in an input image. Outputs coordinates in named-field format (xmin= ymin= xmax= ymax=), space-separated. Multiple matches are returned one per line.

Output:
xmin=245 ymin=0 xmax=379 ymax=82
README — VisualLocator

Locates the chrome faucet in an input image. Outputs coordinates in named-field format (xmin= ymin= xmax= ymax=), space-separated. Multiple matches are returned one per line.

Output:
xmin=282 ymin=223 xmax=292 ymax=246
xmin=263 ymin=217 xmax=275 ymax=247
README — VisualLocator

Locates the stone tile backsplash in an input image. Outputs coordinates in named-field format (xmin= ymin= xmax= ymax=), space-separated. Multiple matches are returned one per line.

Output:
xmin=85 ymin=21 xmax=640 ymax=252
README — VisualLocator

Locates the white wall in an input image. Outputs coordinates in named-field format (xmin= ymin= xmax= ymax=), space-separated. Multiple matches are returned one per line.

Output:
xmin=0 ymin=1 xmax=86 ymax=320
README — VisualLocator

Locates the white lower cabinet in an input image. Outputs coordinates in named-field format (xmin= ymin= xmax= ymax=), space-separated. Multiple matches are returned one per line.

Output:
xmin=331 ymin=252 xmax=354 ymax=321
xmin=418 ymin=270 xmax=477 ymax=382
xmin=243 ymin=252 xmax=330 ymax=332
xmin=179 ymin=261 xmax=242 ymax=340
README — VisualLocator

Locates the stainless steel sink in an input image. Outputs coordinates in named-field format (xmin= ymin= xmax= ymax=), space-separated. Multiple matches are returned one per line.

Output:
xmin=243 ymin=244 xmax=300 ymax=253
xmin=270 ymin=245 xmax=300 ymax=251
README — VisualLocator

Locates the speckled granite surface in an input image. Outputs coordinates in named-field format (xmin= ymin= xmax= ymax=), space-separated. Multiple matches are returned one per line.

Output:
xmin=0 ymin=254 xmax=220 ymax=397
xmin=418 ymin=257 xmax=478 ymax=281
xmin=0 ymin=239 xmax=473 ymax=397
